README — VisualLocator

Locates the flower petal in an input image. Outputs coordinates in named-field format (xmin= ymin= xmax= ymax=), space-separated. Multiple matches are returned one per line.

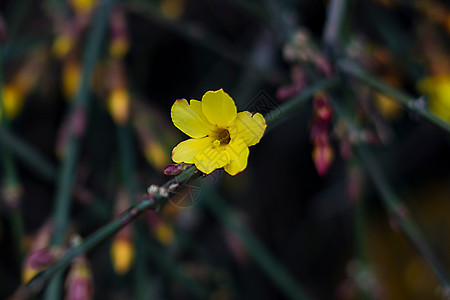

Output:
xmin=171 ymin=99 xmax=217 ymax=138
xmin=194 ymin=145 xmax=230 ymax=174
xmin=172 ymin=137 xmax=215 ymax=163
xmin=224 ymin=137 xmax=249 ymax=176
xmin=230 ymin=111 xmax=267 ymax=147
xmin=201 ymin=89 xmax=237 ymax=128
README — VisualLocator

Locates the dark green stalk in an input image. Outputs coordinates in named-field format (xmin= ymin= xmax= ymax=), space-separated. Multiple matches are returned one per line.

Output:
xmin=0 ymin=127 xmax=56 ymax=181
xmin=14 ymin=166 xmax=200 ymax=299
xmin=0 ymin=37 xmax=25 ymax=264
xmin=117 ymin=125 xmax=147 ymax=299
xmin=355 ymin=143 xmax=450 ymax=290
xmin=202 ymin=187 xmax=312 ymax=300
xmin=322 ymin=0 xmax=348 ymax=53
xmin=331 ymin=99 xmax=450 ymax=291
xmin=45 ymin=1 xmax=116 ymax=299
xmin=338 ymin=60 xmax=450 ymax=134
xmin=2 ymin=0 xmax=33 ymax=59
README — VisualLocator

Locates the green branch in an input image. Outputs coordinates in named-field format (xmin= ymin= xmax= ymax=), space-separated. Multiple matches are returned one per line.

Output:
xmin=331 ymin=98 xmax=450 ymax=291
xmin=13 ymin=166 xmax=200 ymax=299
xmin=338 ymin=60 xmax=450 ymax=134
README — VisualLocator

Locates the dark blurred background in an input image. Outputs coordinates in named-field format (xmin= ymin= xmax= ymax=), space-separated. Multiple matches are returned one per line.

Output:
xmin=0 ymin=0 xmax=450 ymax=299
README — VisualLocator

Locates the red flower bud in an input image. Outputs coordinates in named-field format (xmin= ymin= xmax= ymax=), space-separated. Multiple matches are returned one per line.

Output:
xmin=312 ymin=142 xmax=334 ymax=176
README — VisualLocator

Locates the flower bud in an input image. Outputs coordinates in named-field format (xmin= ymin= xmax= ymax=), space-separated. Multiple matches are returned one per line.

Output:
xmin=160 ymin=0 xmax=187 ymax=20
xmin=109 ymin=9 xmax=129 ymax=58
xmin=312 ymin=142 xmax=334 ymax=176
xmin=53 ymin=35 xmax=74 ymax=59
xmin=110 ymin=234 xmax=135 ymax=275
xmin=154 ymin=221 xmax=175 ymax=246
xmin=110 ymin=189 xmax=135 ymax=275
xmin=65 ymin=256 xmax=93 ymax=300
xmin=22 ymin=247 xmax=62 ymax=283
xmin=62 ymin=57 xmax=81 ymax=100
xmin=107 ymin=87 xmax=130 ymax=125
xmin=69 ymin=0 xmax=97 ymax=16
xmin=313 ymin=92 xmax=333 ymax=123
xmin=163 ymin=163 xmax=191 ymax=176
xmin=1 ymin=85 xmax=24 ymax=121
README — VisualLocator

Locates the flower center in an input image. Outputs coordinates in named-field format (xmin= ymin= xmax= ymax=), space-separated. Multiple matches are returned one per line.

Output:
xmin=213 ymin=129 xmax=230 ymax=147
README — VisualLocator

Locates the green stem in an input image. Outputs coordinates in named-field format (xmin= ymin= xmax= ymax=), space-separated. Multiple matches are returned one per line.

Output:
xmin=2 ymin=0 xmax=34 ymax=59
xmin=322 ymin=0 xmax=348 ymax=53
xmin=0 ymin=127 xmax=56 ymax=181
xmin=0 ymin=36 xmax=25 ymax=265
xmin=117 ymin=124 xmax=147 ymax=299
xmin=331 ymin=99 xmax=450 ymax=290
xmin=45 ymin=1 xmax=116 ymax=299
xmin=338 ymin=60 xmax=450 ymax=134
xmin=202 ymin=187 xmax=312 ymax=300
xmin=15 ymin=166 xmax=200 ymax=299
xmin=355 ymin=143 xmax=450 ymax=290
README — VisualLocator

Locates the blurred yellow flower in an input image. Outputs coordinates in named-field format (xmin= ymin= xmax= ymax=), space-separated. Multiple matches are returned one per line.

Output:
xmin=53 ymin=35 xmax=73 ymax=58
xmin=107 ymin=87 xmax=130 ymax=124
xmin=160 ymin=0 xmax=186 ymax=20
xmin=22 ymin=266 xmax=39 ymax=284
xmin=69 ymin=0 xmax=97 ymax=15
xmin=171 ymin=89 xmax=266 ymax=175
xmin=110 ymin=236 xmax=135 ymax=275
xmin=154 ymin=221 xmax=175 ymax=246
xmin=1 ymin=84 xmax=25 ymax=120
xmin=417 ymin=75 xmax=450 ymax=122
xmin=144 ymin=141 xmax=170 ymax=170
xmin=373 ymin=92 xmax=402 ymax=121
xmin=109 ymin=38 xmax=129 ymax=59
xmin=62 ymin=58 xmax=81 ymax=100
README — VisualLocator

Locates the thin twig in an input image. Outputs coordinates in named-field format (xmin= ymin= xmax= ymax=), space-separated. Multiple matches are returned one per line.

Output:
xmin=331 ymin=98 xmax=450 ymax=292
xmin=338 ymin=59 xmax=450 ymax=134
xmin=11 ymin=166 xmax=200 ymax=299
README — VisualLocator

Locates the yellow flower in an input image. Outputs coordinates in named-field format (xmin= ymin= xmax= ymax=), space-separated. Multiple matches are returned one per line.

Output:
xmin=110 ymin=236 xmax=135 ymax=275
xmin=171 ymin=89 xmax=266 ymax=175
xmin=417 ymin=75 xmax=450 ymax=122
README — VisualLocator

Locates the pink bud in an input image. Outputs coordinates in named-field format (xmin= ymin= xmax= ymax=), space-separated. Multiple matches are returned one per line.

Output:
xmin=0 ymin=15 xmax=6 ymax=44
xmin=27 ymin=248 xmax=56 ymax=269
xmin=163 ymin=163 xmax=191 ymax=176
xmin=312 ymin=142 xmax=334 ymax=176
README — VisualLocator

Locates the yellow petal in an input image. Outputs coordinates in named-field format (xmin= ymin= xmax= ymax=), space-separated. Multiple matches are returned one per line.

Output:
xmin=172 ymin=137 xmax=215 ymax=163
xmin=230 ymin=111 xmax=266 ymax=147
xmin=171 ymin=99 xmax=217 ymax=138
xmin=201 ymin=89 xmax=237 ymax=128
xmin=194 ymin=145 xmax=230 ymax=174
xmin=224 ymin=138 xmax=249 ymax=176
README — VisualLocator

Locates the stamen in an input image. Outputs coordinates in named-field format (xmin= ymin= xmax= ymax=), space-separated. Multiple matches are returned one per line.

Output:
xmin=213 ymin=140 xmax=220 ymax=147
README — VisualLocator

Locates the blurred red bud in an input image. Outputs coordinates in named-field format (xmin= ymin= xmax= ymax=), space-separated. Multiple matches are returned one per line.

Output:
xmin=65 ymin=256 xmax=93 ymax=300
xmin=0 ymin=15 xmax=6 ymax=44
xmin=312 ymin=142 xmax=334 ymax=176
xmin=163 ymin=163 xmax=191 ymax=176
